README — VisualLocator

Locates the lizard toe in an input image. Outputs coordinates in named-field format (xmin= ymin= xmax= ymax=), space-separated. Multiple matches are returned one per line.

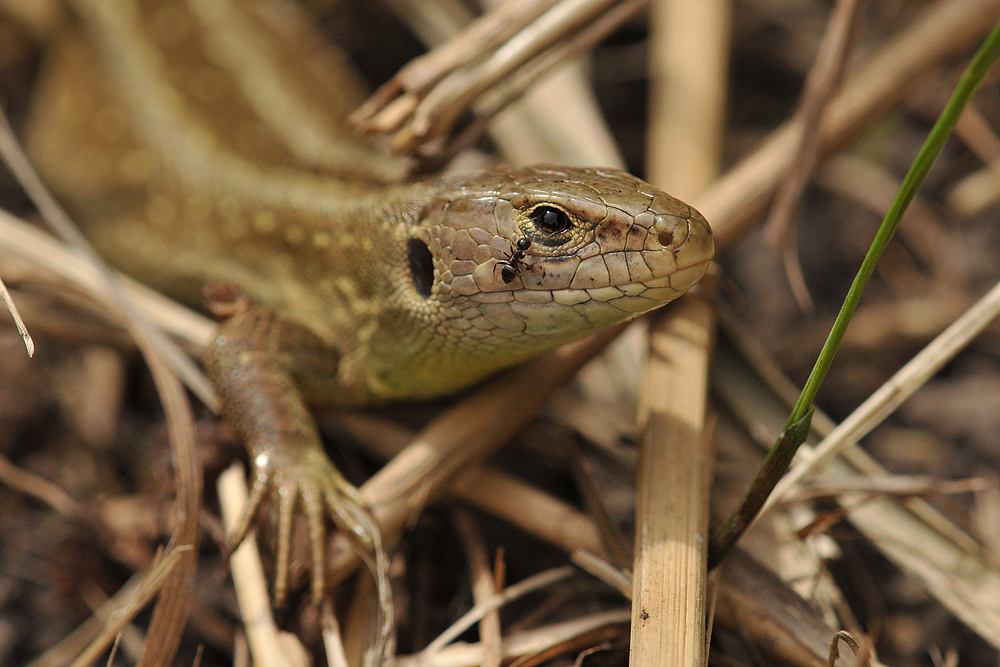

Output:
xmin=226 ymin=463 xmax=272 ymax=551
xmin=272 ymin=479 xmax=298 ymax=607
xmin=299 ymin=480 xmax=329 ymax=604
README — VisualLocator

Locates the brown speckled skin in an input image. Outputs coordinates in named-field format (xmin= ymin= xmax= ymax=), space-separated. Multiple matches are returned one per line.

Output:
xmin=26 ymin=0 xmax=713 ymax=602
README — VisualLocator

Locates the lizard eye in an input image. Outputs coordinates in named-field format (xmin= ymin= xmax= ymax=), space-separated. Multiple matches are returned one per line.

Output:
xmin=530 ymin=206 xmax=571 ymax=234
xmin=407 ymin=238 xmax=434 ymax=297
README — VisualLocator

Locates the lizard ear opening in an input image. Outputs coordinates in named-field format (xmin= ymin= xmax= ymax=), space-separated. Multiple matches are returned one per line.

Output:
xmin=407 ymin=238 xmax=434 ymax=297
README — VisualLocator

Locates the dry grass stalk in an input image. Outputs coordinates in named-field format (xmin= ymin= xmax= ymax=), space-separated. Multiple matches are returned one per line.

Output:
xmin=488 ymin=59 xmax=625 ymax=167
xmin=818 ymin=154 xmax=959 ymax=286
xmin=0 ymin=451 xmax=79 ymax=517
xmin=341 ymin=571 xmax=377 ymax=667
xmin=8 ymin=0 xmax=998 ymax=661
xmin=335 ymin=410 xmax=859 ymax=667
xmin=452 ymin=508 xmax=503 ymax=667
xmin=827 ymin=631 xmax=872 ymax=667
xmin=570 ymin=550 xmax=632 ymax=598
xmin=762 ymin=0 xmax=864 ymax=310
xmin=762 ymin=0 xmax=863 ymax=241
xmin=417 ymin=565 xmax=575 ymax=661
xmin=450 ymin=466 xmax=608 ymax=557
xmin=783 ymin=474 xmax=987 ymax=502
xmin=569 ymin=450 xmax=632 ymax=569
xmin=124 ymin=333 xmax=202 ymax=667
xmin=285 ymin=410 xmax=611 ymax=557
xmin=713 ymin=321 xmax=1000 ymax=648
xmin=27 ymin=575 xmax=145 ymax=667
xmin=630 ymin=298 xmax=715 ymax=667
xmin=339 ymin=413 xmax=622 ymax=588
xmin=75 ymin=585 xmax=145 ymax=665
xmin=60 ymin=546 xmax=189 ymax=667
xmin=947 ymin=169 xmax=1000 ymax=219
xmin=352 ymin=0 xmax=629 ymax=152
xmin=379 ymin=0 xmax=627 ymax=166
xmin=765 ymin=277 xmax=1000 ymax=511
xmin=322 ymin=325 xmax=624 ymax=585
xmin=457 ymin=0 xmax=646 ymax=154
xmin=0 ymin=272 xmax=32 ymax=355
xmin=395 ymin=609 xmax=631 ymax=667
xmin=351 ymin=0 xmax=562 ymax=130
xmin=698 ymin=0 xmax=1000 ymax=250
xmin=954 ymin=100 xmax=1000 ymax=166
xmin=716 ymin=552 xmax=869 ymax=667
xmin=0 ymin=205 xmax=202 ymax=664
xmin=218 ymin=465 xmax=311 ymax=667
xmin=322 ymin=601 xmax=353 ymax=667
xmin=0 ymin=210 xmax=216 ymax=352
xmin=947 ymin=101 xmax=1000 ymax=216
xmin=0 ymin=104 xmax=215 ymax=411
xmin=635 ymin=0 xmax=725 ymax=662
xmin=645 ymin=0 xmax=729 ymax=201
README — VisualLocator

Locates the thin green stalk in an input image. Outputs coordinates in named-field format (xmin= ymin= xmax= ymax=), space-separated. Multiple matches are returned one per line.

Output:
xmin=709 ymin=16 xmax=1000 ymax=569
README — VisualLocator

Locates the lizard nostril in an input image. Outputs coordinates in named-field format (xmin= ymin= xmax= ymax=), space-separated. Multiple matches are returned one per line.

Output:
xmin=407 ymin=238 xmax=434 ymax=297
xmin=657 ymin=229 xmax=673 ymax=248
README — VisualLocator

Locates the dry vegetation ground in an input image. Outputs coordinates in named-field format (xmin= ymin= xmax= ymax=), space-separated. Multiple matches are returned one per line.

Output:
xmin=1 ymin=0 xmax=1000 ymax=665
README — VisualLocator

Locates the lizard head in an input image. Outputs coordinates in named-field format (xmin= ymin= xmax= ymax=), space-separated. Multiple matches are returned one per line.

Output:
xmin=376 ymin=165 xmax=713 ymax=399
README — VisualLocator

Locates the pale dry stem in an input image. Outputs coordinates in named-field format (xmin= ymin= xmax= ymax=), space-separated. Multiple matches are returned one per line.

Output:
xmin=714 ymin=311 xmax=1000 ymax=648
xmin=218 ymin=464 xmax=311 ymax=667
xmin=340 ymin=393 xmax=853 ymax=667
xmin=638 ymin=0 xmax=725 ymax=662
xmin=336 ymin=411 xmax=609 ymax=557
xmin=0 ymin=273 xmax=33 ymax=356
xmin=321 ymin=325 xmax=625 ymax=585
xmin=321 ymin=601 xmax=352 ymax=667
xmin=818 ymin=154 xmax=960 ymax=288
xmin=0 ymin=103 xmax=202 ymax=664
xmin=630 ymin=298 xmax=715 ymax=667
xmin=0 ymin=210 xmax=216 ymax=352
xmin=0 ymin=451 xmax=80 ymax=517
xmin=762 ymin=0 xmax=865 ymax=310
xmin=353 ymin=0 xmax=625 ymax=153
xmin=394 ymin=610 xmax=631 ymax=667
xmin=764 ymin=277 xmax=1000 ymax=512
xmin=418 ymin=565 xmax=576 ymax=662
xmin=698 ymin=0 xmax=1000 ymax=250
xmin=452 ymin=508 xmax=504 ymax=667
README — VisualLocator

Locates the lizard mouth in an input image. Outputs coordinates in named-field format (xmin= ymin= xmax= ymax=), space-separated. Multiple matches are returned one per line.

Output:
xmin=496 ymin=253 xmax=712 ymax=316
xmin=460 ymin=227 xmax=712 ymax=340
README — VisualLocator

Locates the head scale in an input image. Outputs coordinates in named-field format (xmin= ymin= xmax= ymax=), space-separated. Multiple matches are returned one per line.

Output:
xmin=378 ymin=165 xmax=714 ymax=398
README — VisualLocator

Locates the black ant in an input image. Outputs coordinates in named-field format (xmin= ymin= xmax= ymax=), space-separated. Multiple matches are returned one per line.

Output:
xmin=499 ymin=237 xmax=531 ymax=284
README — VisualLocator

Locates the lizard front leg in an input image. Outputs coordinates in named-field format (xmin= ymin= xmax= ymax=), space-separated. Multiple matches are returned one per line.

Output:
xmin=204 ymin=296 xmax=371 ymax=606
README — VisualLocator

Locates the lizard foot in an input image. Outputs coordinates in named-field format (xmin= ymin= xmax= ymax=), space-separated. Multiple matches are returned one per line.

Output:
xmin=226 ymin=445 xmax=372 ymax=607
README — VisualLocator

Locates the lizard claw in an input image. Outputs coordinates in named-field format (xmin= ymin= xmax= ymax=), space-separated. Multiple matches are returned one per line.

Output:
xmin=226 ymin=448 xmax=374 ymax=607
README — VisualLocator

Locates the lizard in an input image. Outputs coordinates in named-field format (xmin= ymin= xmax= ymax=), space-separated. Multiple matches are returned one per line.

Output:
xmin=22 ymin=0 xmax=714 ymax=605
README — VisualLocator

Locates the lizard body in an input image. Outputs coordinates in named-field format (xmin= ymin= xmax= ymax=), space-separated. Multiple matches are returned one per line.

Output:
xmin=25 ymin=0 xmax=713 ymax=603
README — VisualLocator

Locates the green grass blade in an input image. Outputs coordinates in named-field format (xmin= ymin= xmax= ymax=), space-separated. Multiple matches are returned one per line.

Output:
xmin=709 ymin=16 xmax=1000 ymax=567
